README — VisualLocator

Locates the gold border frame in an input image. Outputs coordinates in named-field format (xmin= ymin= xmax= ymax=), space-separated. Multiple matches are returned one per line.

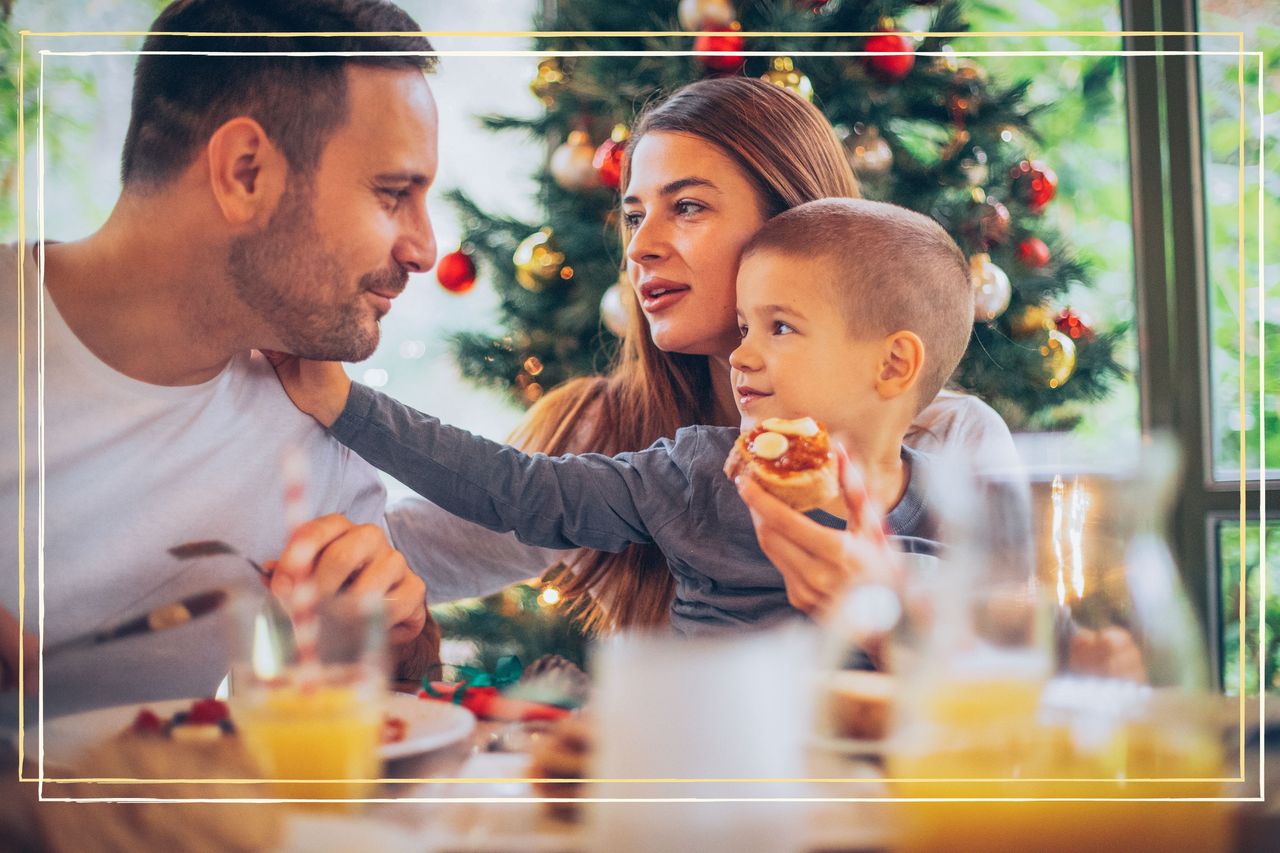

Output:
xmin=11 ymin=27 xmax=1264 ymax=805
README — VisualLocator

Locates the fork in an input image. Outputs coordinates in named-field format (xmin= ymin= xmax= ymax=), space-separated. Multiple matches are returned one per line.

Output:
xmin=168 ymin=540 xmax=295 ymax=655
xmin=169 ymin=539 xmax=272 ymax=580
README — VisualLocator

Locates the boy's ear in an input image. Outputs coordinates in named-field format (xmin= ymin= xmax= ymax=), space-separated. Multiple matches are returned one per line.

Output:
xmin=875 ymin=331 xmax=925 ymax=400
xmin=205 ymin=117 xmax=288 ymax=227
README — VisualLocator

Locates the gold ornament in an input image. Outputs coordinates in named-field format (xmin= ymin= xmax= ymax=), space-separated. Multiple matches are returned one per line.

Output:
xmin=761 ymin=57 xmax=814 ymax=102
xmin=970 ymin=253 xmax=1011 ymax=322
xmin=550 ymin=130 xmax=601 ymax=191
xmin=513 ymin=228 xmax=566 ymax=292
xmin=678 ymin=0 xmax=735 ymax=31
xmin=1039 ymin=329 xmax=1077 ymax=388
xmin=842 ymin=123 xmax=893 ymax=178
xmin=530 ymin=58 xmax=565 ymax=105
xmin=1009 ymin=304 xmax=1052 ymax=338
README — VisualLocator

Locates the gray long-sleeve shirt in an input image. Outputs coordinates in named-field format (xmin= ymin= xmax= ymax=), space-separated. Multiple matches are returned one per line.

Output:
xmin=333 ymin=382 xmax=940 ymax=636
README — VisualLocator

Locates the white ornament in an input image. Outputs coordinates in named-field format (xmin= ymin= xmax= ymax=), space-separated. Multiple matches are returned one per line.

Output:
xmin=971 ymin=253 xmax=1012 ymax=322
xmin=550 ymin=130 xmax=601 ymax=191
xmin=678 ymin=0 xmax=735 ymax=31
xmin=600 ymin=282 xmax=630 ymax=336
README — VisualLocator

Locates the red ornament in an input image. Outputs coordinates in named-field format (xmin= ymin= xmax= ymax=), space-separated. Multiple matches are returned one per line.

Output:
xmin=592 ymin=137 xmax=627 ymax=190
xmin=1054 ymin=308 xmax=1095 ymax=343
xmin=1016 ymin=237 xmax=1051 ymax=269
xmin=1010 ymin=159 xmax=1058 ymax=212
xmin=863 ymin=32 xmax=915 ymax=83
xmin=436 ymin=248 xmax=477 ymax=294
xmin=694 ymin=23 xmax=746 ymax=73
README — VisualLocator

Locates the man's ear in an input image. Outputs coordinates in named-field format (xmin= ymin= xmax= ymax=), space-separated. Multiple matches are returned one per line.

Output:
xmin=875 ymin=330 xmax=925 ymax=401
xmin=205 ymin=117 xmax=287 ymax=226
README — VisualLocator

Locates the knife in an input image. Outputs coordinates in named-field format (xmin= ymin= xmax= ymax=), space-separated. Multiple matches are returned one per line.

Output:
xmin=43 ymin=588 xmax=230 ymax=659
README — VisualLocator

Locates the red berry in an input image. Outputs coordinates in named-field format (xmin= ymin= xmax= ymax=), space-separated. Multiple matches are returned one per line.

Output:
xmin=187 ymin=698 xmax=230 ymax=725
xmin=131 ymin=708 xmax=165 ymax=735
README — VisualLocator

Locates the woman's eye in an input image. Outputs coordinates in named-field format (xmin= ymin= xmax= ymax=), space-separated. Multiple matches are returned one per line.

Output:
xmin=773 ymin=321 xmax=796 ymax=335
xmin=622 ymin=211 xmax=644 ymax=230
xmin=674 ymin=199 xmax=705 ymax=216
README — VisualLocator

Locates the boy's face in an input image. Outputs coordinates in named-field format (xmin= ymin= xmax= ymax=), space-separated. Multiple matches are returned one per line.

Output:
xmin=730 ymin=251 xmax=884 ymax=432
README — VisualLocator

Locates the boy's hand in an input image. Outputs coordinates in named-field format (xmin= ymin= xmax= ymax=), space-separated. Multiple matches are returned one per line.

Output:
xmin=271 ymin=514 xmax=429 ymax=648
xmin=737 ymin=445 xmax=900 ymax=618
xmin=261 ymin=351 xmax=352 ymax=428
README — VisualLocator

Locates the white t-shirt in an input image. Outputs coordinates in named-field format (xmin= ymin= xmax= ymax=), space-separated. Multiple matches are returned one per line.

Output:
xmin=904 ymin=388 xmax=1020 ymax=473
xmin=0 ymin=244 xmax=386 ymax=718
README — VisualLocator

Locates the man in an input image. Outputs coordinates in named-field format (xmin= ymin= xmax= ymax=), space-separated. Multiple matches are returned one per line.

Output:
xmin=1 ymin=0 xmax=441 ymax=718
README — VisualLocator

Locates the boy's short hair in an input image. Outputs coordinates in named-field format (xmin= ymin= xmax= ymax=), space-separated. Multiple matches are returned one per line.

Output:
xmin=741 ymin=198 xmax=973 ymax=411
xmin=121 ymin=0 xmax=436 ymax=189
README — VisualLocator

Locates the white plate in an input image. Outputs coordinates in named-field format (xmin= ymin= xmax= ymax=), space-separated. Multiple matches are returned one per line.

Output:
xmin=40 ymin=692 xmax=476 ymax=768
xmin=379 ymin=691 xmax=475 ymax=761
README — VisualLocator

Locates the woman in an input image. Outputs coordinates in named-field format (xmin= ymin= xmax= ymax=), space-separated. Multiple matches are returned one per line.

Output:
xmin=384 ymin=77 xmax=1015 ymax=631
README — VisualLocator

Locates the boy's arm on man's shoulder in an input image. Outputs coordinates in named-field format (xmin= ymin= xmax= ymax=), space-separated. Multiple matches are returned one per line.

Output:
xmin=328 ymin=382 xmax=692 ymax=553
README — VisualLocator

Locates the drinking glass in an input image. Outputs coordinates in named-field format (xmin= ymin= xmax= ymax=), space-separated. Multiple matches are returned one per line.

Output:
xmin=228 ymin=592 xmax=386 ymax=806
xmin=587 ymin=625 xmax=817 ymax=852
xmin=884 ymin=434 xmax=1230 ymax=853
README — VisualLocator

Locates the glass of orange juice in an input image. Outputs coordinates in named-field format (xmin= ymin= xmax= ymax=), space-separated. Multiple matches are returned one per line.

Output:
xmin=884 ymin=435 xmax=1229 ymax=853
xmin=230 ymin=593 xmax=386 ymax=806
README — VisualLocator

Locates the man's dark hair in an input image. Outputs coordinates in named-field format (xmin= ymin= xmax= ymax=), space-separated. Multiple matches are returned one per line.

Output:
xmin=121 ymin=0 xmax=436 ymax=189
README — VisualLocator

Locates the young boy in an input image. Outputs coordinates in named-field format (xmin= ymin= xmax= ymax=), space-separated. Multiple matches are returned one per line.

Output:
xmin=278 ymin=199 xmax=975 ymax=636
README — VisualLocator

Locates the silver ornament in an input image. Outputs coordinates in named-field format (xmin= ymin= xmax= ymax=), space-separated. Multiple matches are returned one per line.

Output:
xmin=600 ymin=283 xmax=630 ymax=336
xmin=550 ymin=130 xmax=601 ymax=191
xmin=971 ymin=253 xmax=1012 ymax=322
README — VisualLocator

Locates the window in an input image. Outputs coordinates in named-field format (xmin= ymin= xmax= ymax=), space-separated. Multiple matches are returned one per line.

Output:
xmin=1121 ymin=0 xmax=1276 ymax=690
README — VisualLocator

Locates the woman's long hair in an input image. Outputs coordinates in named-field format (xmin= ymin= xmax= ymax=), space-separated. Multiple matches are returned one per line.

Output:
xmin=510 ymin=77 xmax=861 ymax=633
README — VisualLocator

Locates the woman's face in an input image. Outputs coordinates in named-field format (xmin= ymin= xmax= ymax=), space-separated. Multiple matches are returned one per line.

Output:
xmin=622 ymin=132 xmax=770 ymax=357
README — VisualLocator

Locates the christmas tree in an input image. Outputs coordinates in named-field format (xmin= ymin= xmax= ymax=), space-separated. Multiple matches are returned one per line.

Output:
xmin=430 ymin=0 xmax=1130 ymax=671
xmin=441 ymin=0 xmax=1126 ymax=430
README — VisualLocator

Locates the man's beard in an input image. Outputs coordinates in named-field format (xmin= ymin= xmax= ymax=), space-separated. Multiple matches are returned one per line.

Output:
xmin=227 ymin=183 xmax=407 ymax=362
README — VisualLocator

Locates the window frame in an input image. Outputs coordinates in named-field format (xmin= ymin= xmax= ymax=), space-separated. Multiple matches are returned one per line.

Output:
xmin=1120 ymin=0 xmax=1273 ymax=687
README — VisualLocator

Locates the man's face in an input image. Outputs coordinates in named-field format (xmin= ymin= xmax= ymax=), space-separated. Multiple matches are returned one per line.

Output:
xmin=729 ymin=251 xmax=884 ymax=434
xmin=228 ymin=66 xmax=439 ymax=361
